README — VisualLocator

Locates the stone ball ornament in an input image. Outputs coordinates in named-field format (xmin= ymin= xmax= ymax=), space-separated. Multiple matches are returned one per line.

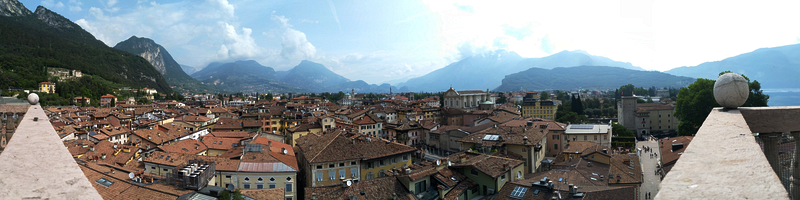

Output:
xmin=713 ymin=73 xmax=749 ymax=109
xmin=28 ymin=93 xmax=39 ymax=105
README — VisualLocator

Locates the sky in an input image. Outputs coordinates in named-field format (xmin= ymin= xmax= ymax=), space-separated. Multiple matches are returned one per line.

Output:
xmin=21 ymin=0 xmax=800 ymax=85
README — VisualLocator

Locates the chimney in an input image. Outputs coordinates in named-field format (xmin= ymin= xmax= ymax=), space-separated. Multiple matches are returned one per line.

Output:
xmin=568 ymin=184 xmax=575 ymax=194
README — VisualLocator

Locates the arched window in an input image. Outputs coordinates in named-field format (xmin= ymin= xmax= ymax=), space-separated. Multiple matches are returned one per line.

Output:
xmin=517 ymin=171 xmax=522 ymax=179
xmin=366 ymin=172 xmax=374 ymax=180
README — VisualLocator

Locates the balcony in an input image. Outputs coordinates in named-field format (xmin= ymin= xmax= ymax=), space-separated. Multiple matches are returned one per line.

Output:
xmin=657 ymin=107 xmax=800 ymax=199
xmin=0 ymin=105 xmax=103 ymax=199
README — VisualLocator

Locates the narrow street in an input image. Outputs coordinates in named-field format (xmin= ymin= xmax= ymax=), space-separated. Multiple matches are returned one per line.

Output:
xmin=638 ymin=138 xmax=661 ymax=200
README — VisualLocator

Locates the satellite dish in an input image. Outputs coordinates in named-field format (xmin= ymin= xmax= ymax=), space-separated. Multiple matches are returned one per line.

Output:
xmin=128 ymin=172 xmax=135 ymax=179
xmin=227 ymin=184 xmax=234 ymax=191
xmin=346 ymin=180 xmax=352 ymax=186
xmin=436 ymin=160 xmax=441 ymax=166
xmin=447 ymin=161 xmax=452 ymax=166
xmin=283 ymin=149 xmax=288 ymax=154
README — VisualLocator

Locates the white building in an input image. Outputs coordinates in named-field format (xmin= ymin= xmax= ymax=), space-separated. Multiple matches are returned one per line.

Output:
xmin=442 ymin=87 xmax=494 ymax=112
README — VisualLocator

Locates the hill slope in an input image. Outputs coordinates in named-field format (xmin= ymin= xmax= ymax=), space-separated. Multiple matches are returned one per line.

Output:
xmin=665 ymin=43 xmax=800 ymax=88
xmin=192 ymin=60 xmax=301 ymax=93
xmin=495 ymin=66 xmax=695 ymax=91
xmin=114 ymin=36 xmax=216 ymax=93
xmin=0 ymin=3 xmax=171 ymax=93
xmin=399 ymin=50 xmax=643 ymax=92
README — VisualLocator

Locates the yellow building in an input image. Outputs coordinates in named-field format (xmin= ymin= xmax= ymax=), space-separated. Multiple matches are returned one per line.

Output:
xmin=295 ymin=129 xmax=417 ymax=187
xmin=39 ymin=82 xmax=56 ymax=94
xmin=286 ymin=123 xmax=322 ymax=147
xmin=521 ymin=101 xmax=557 ymax=120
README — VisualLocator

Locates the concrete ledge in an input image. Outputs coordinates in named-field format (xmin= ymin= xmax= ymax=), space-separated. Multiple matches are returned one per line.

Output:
xmin=656 ymin=108 xmax=789 ymax=200
xmin=739 ymin=106 xmax=800 ymax=133
xmin=0 ymin=105 xmax=102 ymax=199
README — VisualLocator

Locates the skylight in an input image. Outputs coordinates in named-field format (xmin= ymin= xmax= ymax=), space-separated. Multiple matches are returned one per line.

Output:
xmin=510 ymin=186 xmax=528 ymax=199
xmin=482 ymin=134 xmax=500 ymax=141
xmin=95 ymin=178 xmax=114 ymax=187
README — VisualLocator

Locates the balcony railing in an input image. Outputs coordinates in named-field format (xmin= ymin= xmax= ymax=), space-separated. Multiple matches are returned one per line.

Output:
xmin=657 ymin=107 xmax=796 ymax=199
xmin=0 ymin=105 xmax=103 ymax=199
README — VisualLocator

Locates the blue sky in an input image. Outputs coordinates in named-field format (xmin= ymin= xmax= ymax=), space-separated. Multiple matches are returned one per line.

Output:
xmin=20 ymin=0 xmax=800 ymax=85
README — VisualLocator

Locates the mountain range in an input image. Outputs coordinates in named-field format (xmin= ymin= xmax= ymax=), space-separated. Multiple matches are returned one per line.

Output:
xmin=495 ymin=66 xmax=695 ymax=91
xmin=665 ymin=44 xmax=800 ymax=88
xmin=114 ymin=36 xmax=216 ymax=93
xmin=396 ymin=50 xmax=648 ymax=92
xmin=0 ymin=2 xmax=172 ymax=93
xmin=192 ymin=60 xmax=394 ymax=93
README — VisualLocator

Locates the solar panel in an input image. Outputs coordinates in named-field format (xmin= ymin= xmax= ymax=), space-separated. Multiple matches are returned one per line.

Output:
xmin=572 ymin=124 xmax=594 ymax=129
xmin=510 ymin=186 xmax=528 ymax=198
xmin=482 ymin=134 xmax=500 ymax=141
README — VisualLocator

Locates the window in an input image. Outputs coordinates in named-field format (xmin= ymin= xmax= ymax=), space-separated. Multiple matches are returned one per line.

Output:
xmin=286 ymin=177 xmax=292 ymax=181
xmin=414 ymin=180 xmax=427 ymax=194
xmin=583 ymin=136 xmax=587 ymax=140
xmin=351 ymin=168 xmax=357 ymax=178
xmin=269 ymin=183 xmax=276 ymax=188
xmin=257 ymin=184 xmax=264 ymax=189
xmin=379 ymin=169 xmax=385 ymax=177
xmin=329 ymin=164 xmax=335 ymax=168
xmin=553 ymin=135 xmax=559 ymax=140
xmin=150 ymin=166 xmax=156 ymax=170
xmin=604 ymin=135 xmax=607 ymax=140
xmin=351 ymin=161 xmax=357 ymax=165
xmin=340 ymin=162 xmax=345 ymax=167
xmin=366 ymin=172 xmax=374 ymax=180
xmin=316 ymin=172 xmax=323 ymax=181
xmin=243 ymin=184 xmax=250 ymax=189
xmin=594 ymin=135 xmax=597 ymax=140
xmin=258 ymin=177 xmax=264 ymax=182
xmin=517 ymin=171 xmax=522 ymax=179
xmin=392 ymin=158 xmax=397 ymax=164
xmin=162 ymin=168 xmax=169 ymax=172
xmin=366 ymin=162 xmax=373 ymax=169
xmin=379 ymin=160 xmax=385 ymax=166
xmin=471 ymin=169 xmax=479 ymax=176
xmin=510 ymin=186 xmax=529 ymax=199
xmin=339 ymin=169 xmax=346 ymax=179
xmin=286 ymin=197 xmax=293 ymax=200
xmin=317 ymin=165 xmax=322 ymax=169
xmin=554 ymin=144 xmax=558 ymax=150
xmin=225 ymin=175 xmax=232 ymax=179
xmin=244 ymin=177 xmax=250 ymax=182
xmin=95 ymin=178 xmax=114 ymax=187
xmin=329 ymin=170 xmax=335 ymax=180
xmin=286 ymin=183 xmax=293 ymax=192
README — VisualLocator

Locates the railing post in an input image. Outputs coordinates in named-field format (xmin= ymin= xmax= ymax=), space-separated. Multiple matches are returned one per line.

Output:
xmin=760 ymin=132 xmax=782 ymax=175
xmin=792 ymin=131 xmax=800 ymax=200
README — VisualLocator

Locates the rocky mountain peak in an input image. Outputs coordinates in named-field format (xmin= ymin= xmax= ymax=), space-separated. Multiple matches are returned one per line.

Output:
xmin=34 ymin=6 xmax=74 ymax=30
xmin=115 ymin=36 xmax=167 ymax=75
xmin=0 ymin=0 xmax=32 ymax=17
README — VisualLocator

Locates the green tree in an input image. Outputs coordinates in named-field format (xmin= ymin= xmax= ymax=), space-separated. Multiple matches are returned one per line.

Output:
xmin=496 ymin=92 xmax=507 ymax=104
xmin=265 ymin=93 xmax=273 ymax=102
xmin=612 ymin=124 xmax=634 ymax=137
xmin=540 ymin=91 xmax=550 ymax=100
xmin=675 ymin=72 xmax=769 ymax=136
xmin=219 ymin=189 xmax=245 ymax=200
xmin=556 ymin=112 xmax=588 ymax=124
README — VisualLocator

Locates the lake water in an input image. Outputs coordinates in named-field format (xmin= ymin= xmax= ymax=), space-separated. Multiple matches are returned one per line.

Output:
xmin=763 ymin=88 xmax=800 ymax=107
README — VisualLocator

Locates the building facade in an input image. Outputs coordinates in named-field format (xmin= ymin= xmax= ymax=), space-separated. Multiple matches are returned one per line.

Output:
xmin=563 ymin=124 xmax=612 ymax=149
xmin=39 ymin=82 xmax=56 ymax=94
xmin=443 ymin=88 xmax=494 ymax=112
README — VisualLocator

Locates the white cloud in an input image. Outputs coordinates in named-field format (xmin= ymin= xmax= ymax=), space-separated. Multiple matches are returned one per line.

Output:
xmin=217 ymin=22 xmax=261 ymax=60
xmin=107 ymin=0 xmax=117 ymax=7
xmin=41 ymin=0 xmax=65 ymax=9
xmin=68 ymin=0 xmax=82 ymax=12
xmin=268 ymin=15 xmax=317 ymax=63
